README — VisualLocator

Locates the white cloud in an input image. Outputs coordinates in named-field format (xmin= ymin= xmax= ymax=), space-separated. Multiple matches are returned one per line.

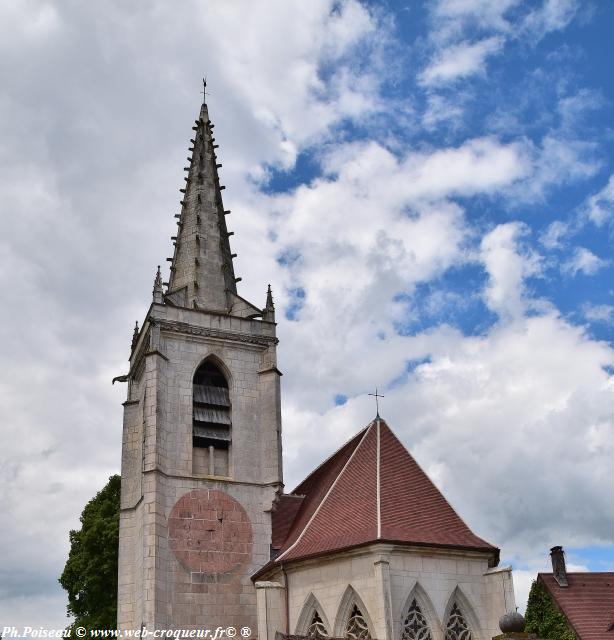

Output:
xmin=419 ymin=36 xmax=505 ymax=86
xmin=431 ymin=0 xmax=579 ymax=44
xmin=483 ymin=86 xmax=604 ymax=202
xmin=322 ymin=137 xmax=528 ymax=198
xmin=422 ymin=93 xmax=466 ymax=129
xmin=511 ymin=134 xmax=600 ymax=203
xmin=537 ymin=176 xmax=613 ymax=254
xmin=512 ymin=570 xmax=537 ymax=613
xmin=584 ymin=174 xmax=614 ymax=226
xmin=421 ymin=0 xmax=582 ymax=117
xmin=583 ymin=304 xmax=614 ymax=325
xmin=435 ymin=0 xmax=519 ymax=22
xmin=195 ymin=0 xmax=390 ymax=170
xmin=563 ymin=247 xmax=608 ymax=277
xmin=480 ymin=223 xmax=541 ymax=320
xmin=235 ymin=136 xmax=530 ymax=418
xmin=558 ymin=88 xmax=604 ymax=130
xmin=540 ymin=220 xmax=570 ymax=249
xmin=521 ymin=0 xmax=580 ymax=41
xmin=430 ymin=0 xmax=520 ymax=43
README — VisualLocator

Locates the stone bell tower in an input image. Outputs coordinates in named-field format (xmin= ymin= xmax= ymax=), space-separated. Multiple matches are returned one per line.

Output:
xmin=117 ymin=85 xmax=283 ymax=633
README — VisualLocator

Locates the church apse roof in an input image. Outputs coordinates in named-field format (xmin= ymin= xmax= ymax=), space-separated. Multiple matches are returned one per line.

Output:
xmin=259 ymin=418 xmax=498 ymax=576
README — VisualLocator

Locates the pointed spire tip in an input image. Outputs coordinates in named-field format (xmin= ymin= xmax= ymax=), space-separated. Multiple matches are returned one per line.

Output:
xmin=153 ymin=265 xmax=164 ymax=300
xmin=266 ymin=284 xmax=275 ymax=310
xmin=131 ymin=320 xmax=140 ymax=350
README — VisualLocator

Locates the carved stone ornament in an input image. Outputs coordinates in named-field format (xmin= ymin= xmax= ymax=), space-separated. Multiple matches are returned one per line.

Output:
xmin=402 ymin=598 xmax=432 ymax=640
xmin=307 ymin=611 xmax=328 ymax=639
xmin=345 ymin=605 xmax=371 ymax=640
xmin=157 ymin=319 xmax=278 ymax=347
xmin=445 ymin=603 xmax=472 ymax=640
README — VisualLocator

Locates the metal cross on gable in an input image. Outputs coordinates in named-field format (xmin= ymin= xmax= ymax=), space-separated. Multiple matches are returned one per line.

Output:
xmin=368 ymin=387 xmax=385 ymax=418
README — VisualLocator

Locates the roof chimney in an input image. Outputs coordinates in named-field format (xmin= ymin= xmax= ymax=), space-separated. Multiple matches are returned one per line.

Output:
xmin=550 ymin=546 xmax=568 ymax=587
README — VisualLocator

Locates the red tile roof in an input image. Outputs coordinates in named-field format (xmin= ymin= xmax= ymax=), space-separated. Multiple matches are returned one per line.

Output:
xmin=271 ymin=494 xmax=304 ymax=549
xmin=539 ymin=573 xmax=614 ymax=639
xmin=264 ymin=419 xmax=497 ymax=570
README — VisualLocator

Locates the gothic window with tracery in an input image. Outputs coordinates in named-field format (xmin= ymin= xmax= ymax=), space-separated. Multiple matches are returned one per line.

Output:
xmin=307 ymin=611 xmax=328 ymax=639
xmin=401 ymin=598 xmax=432 ymax=640
xmin=345 ymin=604 xmax=371 ymax=640
xmin=445 ymin=603 xmax=472 ymax=640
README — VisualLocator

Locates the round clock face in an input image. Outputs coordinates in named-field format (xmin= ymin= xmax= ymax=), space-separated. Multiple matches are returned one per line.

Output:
xmin=168 ymin=489 xmax=253 ymax=574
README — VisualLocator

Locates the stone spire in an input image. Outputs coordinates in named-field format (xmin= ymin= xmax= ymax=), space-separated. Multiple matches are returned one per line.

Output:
xmin=153 ymin=265 xmax=164 ymax=303
xmin=131 ymin=321 xmax=140 ymax=351
xmin=165 ymin=81 xmax=238 ymax=311
xmin=263 ymin=284 xmax=275 ymax=322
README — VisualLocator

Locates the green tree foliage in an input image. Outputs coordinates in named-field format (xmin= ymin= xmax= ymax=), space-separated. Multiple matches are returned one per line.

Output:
xmin=524 ymin=579 xmax=576 ymax=640
xmin=59 ymin=475 xmax=120 ymax=630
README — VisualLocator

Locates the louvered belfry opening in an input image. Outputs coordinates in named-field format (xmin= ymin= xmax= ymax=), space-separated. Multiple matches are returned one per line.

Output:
xmin=192 ymin=360 xmax=231 ymax=476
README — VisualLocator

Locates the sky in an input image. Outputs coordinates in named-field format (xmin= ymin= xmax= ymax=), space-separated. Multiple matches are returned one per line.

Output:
xmin=0 ymin=0 xmax=613 ymax=628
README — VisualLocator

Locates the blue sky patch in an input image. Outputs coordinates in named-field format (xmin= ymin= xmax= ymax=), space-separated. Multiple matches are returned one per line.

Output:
xmin=285 ymin=287 xmax=306 ymax=321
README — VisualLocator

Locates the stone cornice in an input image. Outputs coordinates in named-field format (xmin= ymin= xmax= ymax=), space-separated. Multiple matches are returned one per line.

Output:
xmin=261 ymin=541 xmax=497 ymax=579
xmin=151 ymin=301 xmax=277 ymax=327
xmin=155 ymin=318 xmax=279 ymax=347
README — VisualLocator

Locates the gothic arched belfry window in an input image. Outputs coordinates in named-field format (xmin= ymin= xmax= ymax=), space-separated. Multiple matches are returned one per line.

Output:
xmin=445 ymin=603 xmax=472 ymax=640
xmin=192 ymin=360 xmax=231 ymax=476
xmin=307 ymin=611 xmax=328 ymax=639
xmin=402 ymin=598 xmax=432 ymax=640
xmin=345 ymin=604 xmax=371 ymax=640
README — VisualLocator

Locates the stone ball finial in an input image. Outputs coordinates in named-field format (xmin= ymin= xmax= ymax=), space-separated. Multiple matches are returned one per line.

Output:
xmin=499 ymin=611 xmax=525 ymax=632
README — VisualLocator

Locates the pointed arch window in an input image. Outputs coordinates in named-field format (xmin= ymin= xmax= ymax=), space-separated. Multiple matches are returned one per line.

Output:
xmin=192 ymin=360 xmax=231 ymax=476
xmin=401 ymin=598 xmax=432 ymax=640
xmin=345 ymin=604 xmax=371 ymax=640
xmin=445 ymin=603 xmax=472 ymax=640
xmin=307 ymin=611 xmax=328 ymax=639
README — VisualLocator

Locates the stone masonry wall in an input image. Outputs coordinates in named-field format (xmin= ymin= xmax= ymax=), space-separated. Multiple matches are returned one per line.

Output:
xmin=118 ymin=302 xmax=282 ymax=633
xmin=280 ymin=545 xmax=514 ymax=640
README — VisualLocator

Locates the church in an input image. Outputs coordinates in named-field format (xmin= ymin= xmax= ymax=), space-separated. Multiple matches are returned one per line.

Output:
xmin=117 ymin=90 xmax=516 ymax=640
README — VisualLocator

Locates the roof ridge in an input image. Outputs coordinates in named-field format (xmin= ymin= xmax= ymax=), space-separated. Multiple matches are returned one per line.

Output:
xmin=540 ymin=571 xmax=614 ymax=577
xmin=277 ymin=422 xmax=375 ymax=562
xmin=291 ymin=421 xmax=374 ymax=494
xmin=376 ymin=418 xmax=381 ymax=539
